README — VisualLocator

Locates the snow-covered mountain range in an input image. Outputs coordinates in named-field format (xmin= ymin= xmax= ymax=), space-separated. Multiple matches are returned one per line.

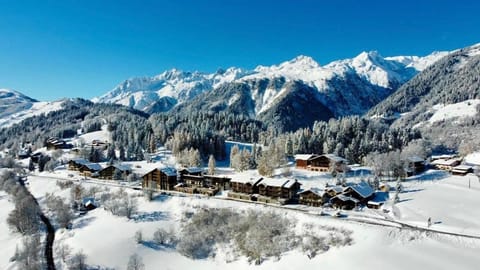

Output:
xmin=94 ymin=50 xmax=449 ymax=116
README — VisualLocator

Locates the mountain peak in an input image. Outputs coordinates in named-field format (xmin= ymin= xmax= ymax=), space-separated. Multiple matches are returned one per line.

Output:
xmin=283 ymin=55 xmax=320 ymax=69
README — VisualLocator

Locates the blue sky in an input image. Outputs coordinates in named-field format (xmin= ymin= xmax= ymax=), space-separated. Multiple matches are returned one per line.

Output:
xmin=0 ymin=0 xmax=479 ymax=101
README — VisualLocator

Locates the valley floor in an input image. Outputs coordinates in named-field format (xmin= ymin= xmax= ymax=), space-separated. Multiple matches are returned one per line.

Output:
xmin=2 ymin=164 xmax=480 ymax=270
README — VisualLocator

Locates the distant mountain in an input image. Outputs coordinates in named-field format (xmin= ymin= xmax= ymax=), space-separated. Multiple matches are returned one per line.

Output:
xmin=0 ymin=88 xmax=67 ymax=129
xmin=366 ymin=43 xmax=480 ymax=150
xmin=93 ymin=68 xmax=250 ymax=112
xmin=367 ymin=43 xmax=480 ymax=127
xmin=0 ymin=89 xmax=37 ymax=118
xmin=94 ymin=51 xmax=448 ymax=119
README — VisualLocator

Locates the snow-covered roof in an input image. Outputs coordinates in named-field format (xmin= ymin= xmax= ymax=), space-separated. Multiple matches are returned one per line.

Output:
xmin=431 ymin=159 xmax=459 ymax=166
xmin=294 ymin=154 xmax=319 ymax=161
xmin=112 ymin=164 xmax=131 ymax=172
xmin=332 ymin=194 xmax=359 ymax=203
xmin=283 ymin=179 xmax=301 ymax=188
xmin=83 ymin=163 xmax=103 ymax=171
xmin=452 ymin=165 xmax=474 ymax=172
xmin=69 ymin=158 xmax=89 ymax=165
xmin=258 ymin=178 xmax=290 ymax=188
xmin=407 ymin=156 xmax=424 ymax=163
xmin=344 ymin=181 xmax=374 ymax=199
xmin=431 ymin=154 xmax=456 ymax=160
xmin=230 ymin=176 xmax=263 ymax=185
xmin=326 ymin=186 xmax=344 ymax=193
xmin=298 ymin=187 xmax=324 ymax=196
xmin=322 ymin=154 xmax=347 ymax=163
xmin=160 ymin=167 xmax=177 ymax=177
xmin=370 ymin=191 xmax=389 ymax=203
xmin=181 ymin=167 xmax=203 ymax=174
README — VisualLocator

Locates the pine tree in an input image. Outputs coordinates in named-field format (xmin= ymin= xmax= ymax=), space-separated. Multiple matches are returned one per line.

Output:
xmin=28 ymin=158 xmax=35 ymax=172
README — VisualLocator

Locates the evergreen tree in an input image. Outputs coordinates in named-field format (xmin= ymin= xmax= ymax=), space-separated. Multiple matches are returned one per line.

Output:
xmin=208 ymin=155 xmax=216 ymax=175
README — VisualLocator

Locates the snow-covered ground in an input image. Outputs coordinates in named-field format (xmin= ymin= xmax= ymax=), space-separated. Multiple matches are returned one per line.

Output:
xmin=428 ymin=99 xmax=480 ymax=124
xmin=1 ymin=163 xmax=478 ymax=270
xmin=0 ymin=190 xmax=21 ymax=270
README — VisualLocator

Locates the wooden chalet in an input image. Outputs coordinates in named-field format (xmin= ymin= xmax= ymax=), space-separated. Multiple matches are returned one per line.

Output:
xmin=431 ymin=158 xmax=460 ymax=171
xmin=295 ymin=154 xmax=348 ymax=172
xmin=203 ymin=175 xmax=231 ymax=190
xmin=406 ymin=156 xmax=426 ymax=176
xmin=228 ymin=177 xmax=263 ymax=200
xmin=324 ymin=185 xmax=345 ymax=199
xmin=366 ymin=192 xmax=389 ymax=209
xmin=342 ymin=181 xmax=374 ymax=203
xmin=298 ymin=188 xmax=326 ymax=207
xmin=45 ymin=137 xmax=73 ymax=150
xmin=79 ymin=163 xmax=103 ymax=177
xmin=98 ymin=164 xmax=132 ymax=180
xmin=183 ymin=174 xmax=205 ymax=187
xmin=330 ymin=194 xmax=359 ymax=210
xmin=295 ymin=154 xmax=320 ymax=169
xmin=142 ymin=167 xmax=177 ymax=191
xmin=68 ymin=158 xmax=89 ymax=171
xmin=451 ymin=165 xmax=474 ymax=176
xmin=256 ymin=178 xmax=301 ymax=203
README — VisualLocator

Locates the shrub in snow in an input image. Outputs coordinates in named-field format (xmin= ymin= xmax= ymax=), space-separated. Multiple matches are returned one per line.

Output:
xmin=153 ymin=228 xmax=177 ymax=247
xmin=127 ymin=253 xmax=145 ymax=270
xmin=56 ymin=180 xmax=74 ymax=190
xmin=10 ymin=234 xmax=43 ymax=270
xmin=69 ymin=251 xmax=88 ymax=270
xmin=134 ymin=230 xmax=143 ymax=244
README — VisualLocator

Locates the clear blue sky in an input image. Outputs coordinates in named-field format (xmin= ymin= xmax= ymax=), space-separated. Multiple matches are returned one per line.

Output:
xmin=1 ymin=0 xmax=479 ymax=101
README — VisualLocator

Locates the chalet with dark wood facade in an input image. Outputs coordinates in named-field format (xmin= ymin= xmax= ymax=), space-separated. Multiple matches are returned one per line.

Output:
xmin=431 ymin=158 xmax=461 ymax=171
xmin=203 ymin=175 xmax=231 ymax=190
xmin=229 ymin=177 xmax=263 ymax=200
xmin=142 ymin=167 xmax=177 ymax=191
xmin=68 ymin=158 xmax=89 ymax=171
xmin=342 ymin=181 xmax=374 ymax=203
xmin=330 ymin=195 xmax=359 ymax=210
xmin=406 ymin=156 xmax=426 ymax=176
xmin=98 ymin=164 xmax=132 ymax=180
xmin=256 ymin=178 xmax=301 ymax=204
xmin=45 ymin=137 xmax=73 ymax=150
xmin=79 ymin=163 xmax=103 ymax=177
xmin=295 ymin=154 xmax=348 ymax=172
xmin=451 ymin=165 xmax=474 ymax=176
xmin=298 ymin=188 xmax=326 ymax=207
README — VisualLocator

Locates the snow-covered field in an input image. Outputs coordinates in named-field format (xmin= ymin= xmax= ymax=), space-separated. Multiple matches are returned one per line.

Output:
xmin=428 ymin=99 xmax=480 ymax=124
xmin=2 ymin=164 xmax=479 ymax=270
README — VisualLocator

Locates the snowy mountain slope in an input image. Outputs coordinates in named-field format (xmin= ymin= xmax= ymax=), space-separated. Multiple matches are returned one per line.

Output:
xmin=94 ymin=50 xmax=448 ymax=116
xmin=0 ymin=89 xmax=67 ymax=129
xmin=0 ymin=88 xmax=37 ymax=118
xmin=368 ymin=43 xmax=480 ymax=126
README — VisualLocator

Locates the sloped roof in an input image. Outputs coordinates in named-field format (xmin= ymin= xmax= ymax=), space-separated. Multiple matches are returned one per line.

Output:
xmin=69 ymin=158 xmax=89 ymax=165
xmin=431 ymin=159 xmax=459 ymax=166
xmin=113 ymin=164 xmax=131 ymax=172
xmin=407 ymin=156 xmax=425 ymax=163
xmin=294 ymin=154 xmax=319 ymax=161
xmin=82 ymin=163 xmax=102 ymax=171
xmin=231 ymin=176 xmax=263 ymax=185
xmin=182 ymin=167 xmax=203 ymax=174
xmin=322 ymin=154 xmax=348 ymax=163
xmin=160 ymin=167 xmax=177 ymax=177
xmin=326 ymin=186 xmax=345 ymax=193
xmin=331 ymin=194 xmax=359 ymax=203
xmin=344 ymin=181 xmax=374 ymax=199
xmin=257 ymin=178 xmax=290 ymax=188
xmin=298 ymin=187 xmax=324 ymax=196
xmin=452 ymin=165 xmax=474 ymax=173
